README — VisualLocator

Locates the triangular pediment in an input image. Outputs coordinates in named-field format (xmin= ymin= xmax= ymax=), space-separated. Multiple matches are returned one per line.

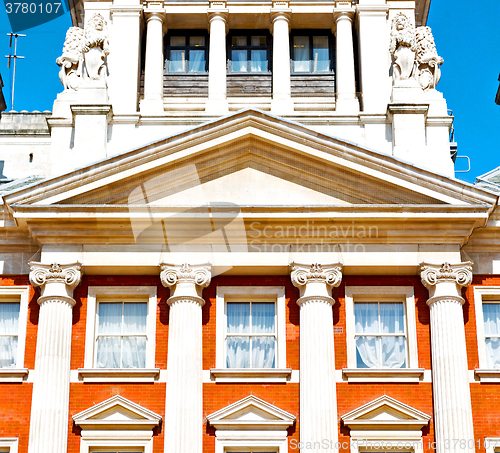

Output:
xmin=73 ymin=395 xmax=161 ymax=429
xmin=207 ymin=395 xmax=295 ymax=430
xmin=3 ymin=110 xmax=495 ymax=208
xmin=341 ymin=395 xmax=430 ymax=430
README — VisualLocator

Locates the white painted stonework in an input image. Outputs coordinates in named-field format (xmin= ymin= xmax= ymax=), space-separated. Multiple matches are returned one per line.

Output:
xmin=421 ymin=262 xmax=475 ymax=453
xmin=27 ymin=262 xmax=82 ymax=453
xmin=160 ymin=263 xmax=211 ymax=453
xmin=291 ymin=263 xmax=343 ymax=452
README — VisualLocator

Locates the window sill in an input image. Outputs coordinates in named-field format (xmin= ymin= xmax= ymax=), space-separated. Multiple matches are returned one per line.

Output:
xmin=0 ymin=368 xmax=29 ymax=382
xmin=78 ymin=368 xmax=160 ymax=383
xmin=474 ymin=369 xmax=500 ymax=383
xmin=342 ymin=368 xmax=425 ymax=383
xmin=210 ymin=368 xmax=292 ymax=383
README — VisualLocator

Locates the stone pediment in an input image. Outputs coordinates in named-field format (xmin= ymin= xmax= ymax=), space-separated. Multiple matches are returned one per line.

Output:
xmin=3 ymin=110 xmax=495 ymax=208
xmin=341 ymin=395 xmax=430 ymax=430
xmin=72 ymin=395 xmax=162 ymax=430
xmin=207 ymin=395 xmax=295 ymax=430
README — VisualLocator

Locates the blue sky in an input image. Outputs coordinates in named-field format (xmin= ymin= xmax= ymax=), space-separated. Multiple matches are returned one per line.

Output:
xmin=0 ymin=2 xmax=499 ymax=184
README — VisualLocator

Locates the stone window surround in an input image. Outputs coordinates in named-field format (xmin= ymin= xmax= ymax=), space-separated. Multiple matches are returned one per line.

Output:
xmin=211 ymin=285 xmax=291 ymax=382
xmin=80 ymin=286 xmax=159 ymax=383
xmin=343 ymin=286 xmax=423 ymax=383
xmin=473 ymin=286 xmax=500 ymax=382
xmin=0 ymin=438 xmax=19 ymax=453
xmin=0 ymin=287 xmax=30 ymax=383
xmin=484 ymin=438 xmax=500 ymax=453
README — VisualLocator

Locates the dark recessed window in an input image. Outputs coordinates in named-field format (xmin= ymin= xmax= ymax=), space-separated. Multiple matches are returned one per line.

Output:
xmin=291 ymin=33 xmax=333 ymax=73
xmin=228 ymin=32 xmax=270 ymax=73
xmin=164 ymin=33 xmax=207 ymax=73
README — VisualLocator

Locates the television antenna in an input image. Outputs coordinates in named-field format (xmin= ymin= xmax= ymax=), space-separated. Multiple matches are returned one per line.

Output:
xmin=5 ymin=33 xmax=26 ymax=111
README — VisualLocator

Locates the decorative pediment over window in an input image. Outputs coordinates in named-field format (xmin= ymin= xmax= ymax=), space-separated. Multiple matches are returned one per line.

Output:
xmin=73 ymin=395 xmax=162 ymax=430
xmin=207 ymin=395 xmax=295 ymax=431
xmin=341 ymin=395 xmax=430 ymax=431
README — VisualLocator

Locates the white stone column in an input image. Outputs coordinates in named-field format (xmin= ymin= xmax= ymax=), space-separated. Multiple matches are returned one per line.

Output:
xmin=140 ymin=4 xmax=165 ymax=115
xmin=27 ymin=262 xmax=82 ymax=453
xmin=270 ymin=5 xmax=293 ymax=115
xmin=206 ymin=4 xmax=228 ymax=114
xmin=420 ymin=262 xmax=475 ymax=453
xmin=291 ymin=263 xmax=343 ymax=452
xmin=356 ymin=3 xmax=390 ymax=113
xmin=333 ymin=2 xmax=359 ymax=113
xmin=160 ymin=263 xmax=211 ymax=453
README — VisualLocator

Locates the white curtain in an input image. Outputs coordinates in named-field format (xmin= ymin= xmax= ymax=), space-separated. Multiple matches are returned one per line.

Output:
xmin=355 ymin=302 xmax=406 ymax=369
xmin=170 ymin=50 xmax=186 ymax=72
xmin=252 ymin=303 xmax=275 ymax=368
xmin=189 ymin=50 xmax=205 ymax=72
xmin=96 ymin=302 xmax=147 ymax=369
xmin=226 ymin=303 xmax=250 ymax=368
xmin=312 ymin=36 xmax=329 ymax=72
xmin=0 ymin=303 xmax=19 ymax=368
xmin=484 ymin=303 xmax=500 ymax=368
xmin=232 ymin=50 xmax=247 ymax=72
xmin=293 ymin=36 xmax=309 ymax=72
xmin=250 ymin=50 xmax=267 ymax=72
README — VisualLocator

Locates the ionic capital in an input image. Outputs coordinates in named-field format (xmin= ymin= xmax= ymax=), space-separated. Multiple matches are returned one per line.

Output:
xmin=160 ymin=263 xmax=211 ymax=306
xmin=291 ymin=263 xmax=343 ymax=304
xmin=420 ymin=262 xmax=473 ymax=305
xmin=29 ymin=262 xmax=82 ymax=306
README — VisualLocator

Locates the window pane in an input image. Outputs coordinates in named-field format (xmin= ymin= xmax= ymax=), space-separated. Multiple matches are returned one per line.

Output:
xmin=122 ymin=336 xmax=147 ymax=368
xmin=485 ymin=337 xmax=500 ymax=368
xmin=232 ymin=36 xmax=246 ymax=46
xmin=251 ymin=303 xmax=275 ymax=333
xmin=381 ymin=336 xmax=406 ymax=368
xmin=0 ymin=303 xmax=19 ymax=335
xmin=312 ymin=36 xmax=329 ymax=72
xmin=227 ymin=302 xmax=250 ymax=333
xmin=252 ymin=337 xmax=276 ymax=368
xmin=189 ymin=50 xmax=205 ymax=72
xmin=190 ymin=36 xmax=205 ymax=46
xmin=231 ymin=50 xmax=248 ymax=72
xmin=251 ymin=35 xmax=266 ymax=46
xmin=96 ymin=336 xmax=121 ymax=368
xmin=226 ymin=336 xmax=250 ymax=368
xmin=170 ymin=36 xmax=186 ymax=46
xmin=98 ymin=303 xmax=122 ymax=335
xmin=356 ymin=336 xmax=380 ymax=368
xmin=170 ymin=50 xmax=186 ymax=72
xmin=250 ymin=50 xmax=267 ymax=72
xmin=380 ymin=302 xmax=405 ymax=334
xmin=0 ymin=336 xmax=17 ymax=368
xmin=123 ymin=303 xmax=147 ymax=334
xmin=484 ymin=303 xmax=500 ymax=335
xmin=293 ymin=36 xmax=310 ymax=72
xmin=354 ymin=303 xmax=379 ymax=334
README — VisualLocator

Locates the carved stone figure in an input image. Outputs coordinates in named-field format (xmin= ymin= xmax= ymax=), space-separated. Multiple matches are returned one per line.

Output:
xmin=82 ymin=14 xmax=110 ymax=81
xmin=56 ymin=27 xmax=84 ymax=91
xmin=415 ymin=26 xmax=444 ymax=91
xmin=389 ymin=13 xmax=417 ymax=83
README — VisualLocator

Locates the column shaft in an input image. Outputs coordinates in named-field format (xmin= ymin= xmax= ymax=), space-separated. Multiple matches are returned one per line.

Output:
xmin=291 ymin=263 xmax=343 ymax=452
xmin=161 ymin=263 xmax=211 ymax=453
xmin=27 ymin=263 xmax=81 ymax=453
xmin=141 ymin=10 xmax=165 ymax=114
xmin=421 ymin=262 xmax=475 ymax=453
xmin=334 ymin=6 xmax=359 ymax=113
xmin=206 ymin=9 xmax=228 ymax=114
xmin=271 ymin=9 xmax=293 ymax=114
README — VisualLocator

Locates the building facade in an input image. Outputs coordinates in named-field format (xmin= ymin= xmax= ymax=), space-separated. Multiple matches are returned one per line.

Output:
xmin=0 ymin=1 xmax=500 ymax=453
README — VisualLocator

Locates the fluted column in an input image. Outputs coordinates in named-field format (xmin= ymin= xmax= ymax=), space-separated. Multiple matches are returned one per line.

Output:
xmin=206 ymin=3 xmax=228 ymax=114
xmin=333 ymin=2 xmax=359 ymax=113
xmin=161 ymin=263 xmax=211 ymax=453
xmin=421 ymin=262 xmax=475 ymax=453
xmin=291 ymin=263 xmax=343 ymax=452
xmin=140 ymin=3 xmax=166 ymax=115
xmin=28 ymin=262 xmax=82 ymax=453
xmin=270 ymin=5 xmax=293 ymax=114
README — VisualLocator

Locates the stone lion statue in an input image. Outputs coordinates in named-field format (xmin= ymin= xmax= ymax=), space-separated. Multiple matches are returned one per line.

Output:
xmin=389 ymin=13 xmax=417 ymax=82
xmin=415 ymin=26 xmax=444 ymax=91
xmin=82 ymin=14 xmax=110 ymax=81
xmin=56 ymin=27 xmax=84 ymax=91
